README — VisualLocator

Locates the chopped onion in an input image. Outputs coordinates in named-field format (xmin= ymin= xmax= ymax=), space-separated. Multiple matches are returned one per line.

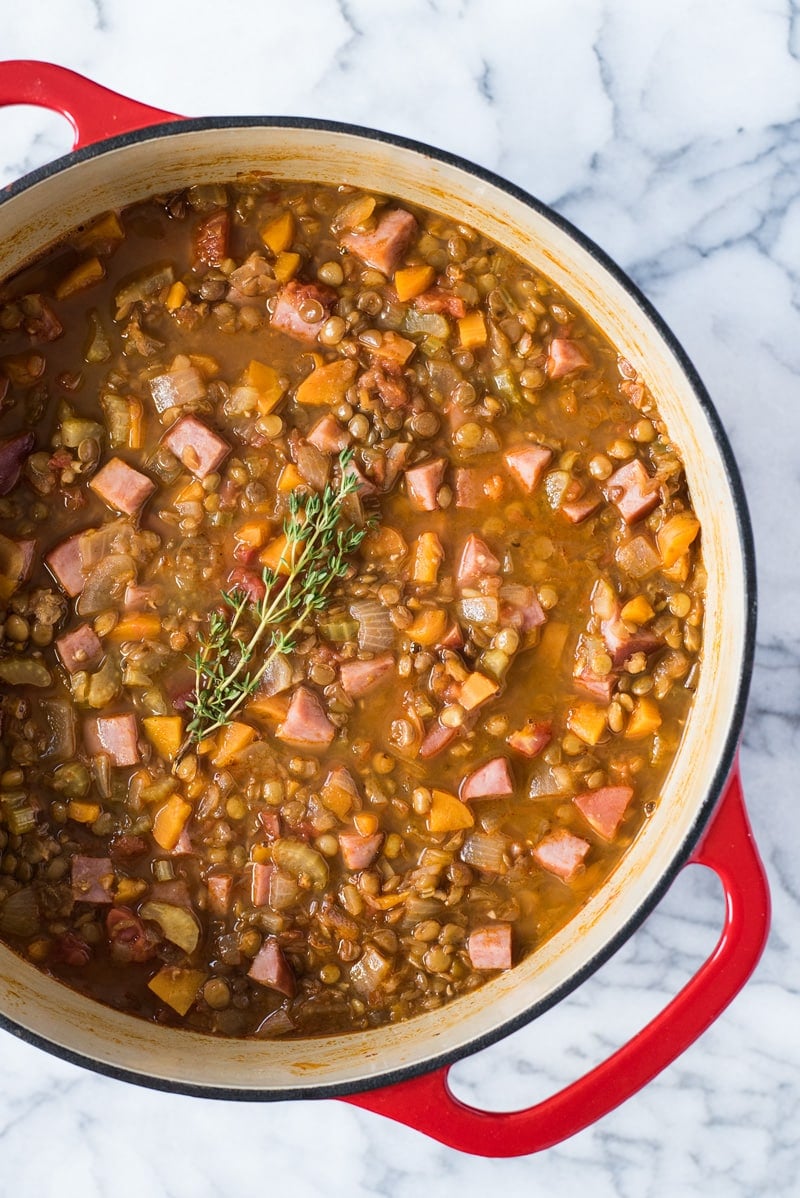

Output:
xmin=268 ymin=869 xmax=299 ymax=911
xmin=77 ymin=553 xmax=136 ymax=616
xmin=258 ymin=652 xmax=293 ymax=697
xmin=349 ymin=599 xmax=394 ymax=652
xmin=40 ymin=699 xmax=76 ymax=762
xmin=461 ymin=833 xmax=508 ymax=874
xmin=349 ymin=945 xmax=392 ymax=996
xmin=0 ymin=887 xmax=39 ymax=937
xmin=114 ymin=264 xmax=175 ymax=318
xmin=615 ymin=536 xmax=661 ymax=580
xmin=293 ymin=442 xmax=330 ymax=492
xmin=150 ymin=366 xmax=205 ymax=413
xmin=457 ymin=596 xmax=500 ymax=626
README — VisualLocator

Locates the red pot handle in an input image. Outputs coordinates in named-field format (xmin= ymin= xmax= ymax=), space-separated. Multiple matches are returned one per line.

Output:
xmin=344 ymin=759 xmax=769 ymax=1155
xmin=0 ymin=60 xmax=176 ymax=150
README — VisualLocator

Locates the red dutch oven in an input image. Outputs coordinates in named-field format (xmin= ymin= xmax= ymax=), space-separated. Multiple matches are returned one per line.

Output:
xmin=0 ymin=61 xmax=770 ymax=1157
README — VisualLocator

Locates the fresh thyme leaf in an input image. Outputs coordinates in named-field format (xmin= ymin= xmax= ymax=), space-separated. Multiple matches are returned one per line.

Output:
xmin=185 ymin=448 xmax=368 ymax=745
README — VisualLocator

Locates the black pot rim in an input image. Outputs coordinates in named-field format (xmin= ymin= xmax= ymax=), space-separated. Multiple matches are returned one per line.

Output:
xmin=0 ymin=114 xmax=758 ymax=1103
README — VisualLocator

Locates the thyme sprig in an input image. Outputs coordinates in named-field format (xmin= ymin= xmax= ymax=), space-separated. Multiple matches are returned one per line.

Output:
xmin=185 ymin=449 xmax=367 ymax=745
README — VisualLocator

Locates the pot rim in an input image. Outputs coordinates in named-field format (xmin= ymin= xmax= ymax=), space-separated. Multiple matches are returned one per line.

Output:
xmin=0 ymin=115 xmax=757 ymax=1101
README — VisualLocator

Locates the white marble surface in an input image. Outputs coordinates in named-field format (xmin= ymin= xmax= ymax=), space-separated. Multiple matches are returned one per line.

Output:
xmin=0 ymin=1 xmax=797 ymax=1193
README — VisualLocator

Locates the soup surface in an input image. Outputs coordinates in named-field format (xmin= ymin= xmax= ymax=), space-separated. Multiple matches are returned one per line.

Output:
xmin=0 ymin=181 xmax=703 ymax=1037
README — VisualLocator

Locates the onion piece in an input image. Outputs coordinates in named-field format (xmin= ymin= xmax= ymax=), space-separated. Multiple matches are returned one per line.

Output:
xmin=40 ymin=699 xmax=77 ymax=761
xmin=150 ymin=366 xmax=206 ymax=413
xmin=271 ymin=838 xmax=329 ymax=891
xmin=0 ymin=887 xmax=39 ymax=936
xmin=77 ymin=553 xmax=136 ymax=616
xmin=258 ymin=652 xmax=293 ymax=697
xmin=293 ymin=442 xmax=330 ymax=492
xmin=456 ymin=596 xmax=500 ymax=626
xmin=268 ymin=869 xmax=299 ymax=911
xmin=461 ymin=832 xmax=508 ymax=874
xmin=349 ymin=599 xmax=395 ymax=652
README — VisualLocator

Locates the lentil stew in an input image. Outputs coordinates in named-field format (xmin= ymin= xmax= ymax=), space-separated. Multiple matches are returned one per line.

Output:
xmin=0 ymin=179 xmax=703 ymax=1038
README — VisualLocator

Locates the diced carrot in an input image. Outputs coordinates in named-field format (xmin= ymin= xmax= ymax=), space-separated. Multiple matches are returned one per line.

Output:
xmin=405 ymin=608 xmax=448 ymax=646
xmin=245 ymin=694 xmax=291 ymax=724
xmin=362 ymin=525 xmax=408 ymax=559
xmin=537 ymin=621 xmax=569 ymax=670
xmin=251 ymin=843 xmax=271 ymax=864
xmin=234 ymin=520 xmax=271 ymax=549
xmin=55 ymin=256 xmax=105 ymax=299
xmin=105 ymin=612 xmax=162 ymax=643
xmin=354 ymin=812 xmax=379 ymax=836
xmin=241 ymin=361 xmax=285 ymax=414
xmin=657 ymin=513 xmax=700 ymax=568
xmin=175 ymin=479 xmax=205 ymax=503
xmin=277 ymin=463 xmax=303 ymax=492
xmin=459 ymin=672 xmax=500 ymax=711
xmin=620 ymin=595 xmax=655 ymax=625
xmin=260 ymin=532 xmax=297 ymax=576
xmin=394 ymin=264 xmax=435 ymax=302
xmin=74 ymin=211 xmax=124 ymax=250
xmin=142 ymin=715 xmax=184 ymax=762
xmin=295 ymin=358 xmax=358 ymax=406
xmin=411 ymin=531 xmax=444 ymax=585
xmin=567 ymin=702 xmax=607 ymax=746
xmin=148 ymin=966 xmax=206 ymax=1016
xmin=152 ymin=795 xmax=192 ymax=851
xmin=128 ymin=399 xmax=144 ymax=450
xmin=212 ymin=722 xmax=257 ymax=768
xmin=114 ymin=877 xmax=148 ymax=905
xmin=165 ymin=281 xmax=188 ymax=311
xmin=458 ymin=311 xmax=488 ymax=349
xmin=67 ymin=800 xmax=101 ymax=824
xmin=261 ymin=211 xmax=295 ymax=254
xmin=273 ymin=252 xmax=301 ymax=284
xmin=428 ymin=789 xmax=474 ymax=833
xmin=625 ymin=696 xmax=662 ymax=739
xmin=661 ymin=554 xmax=690 ymax=583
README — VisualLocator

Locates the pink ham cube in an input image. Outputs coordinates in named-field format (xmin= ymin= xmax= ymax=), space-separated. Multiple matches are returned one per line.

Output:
xmin=270 ymin=281 xmax=335 ymax=343
xmin=419 ymin=720 xmax=458 ymax=759
xmin=90 ymin=457 xmax=155 ymax=515
xmin=573 ymin=663 xmax=619 ymax=702
xmin=71 ymin=856 xmax=114 ymax=904
xmin=163 ymin=415 xmax=230 ymax=479
xmin=467 ymin=923 xmax=513 ymax=971
xmin=45 ymin=530 xmax=89 ymax=597
xmin=405 ymin=458 xmax=445 ymax=511
xmin=561 ymin=491 xmax=602 ymax=524
xmin=248 ymin=935 xmax=296 ymax=997
xmin=207 ymin=873 xmax=233 ymax=915
xmin=601 ymin=612 xmax=661 ymax=668
xmin=306 ymin=415 xmax=352 ymax=454
xmin=533 ymin=829 xmax=591 ymax=881
xmin=276 ymin=686 xmax=335 ymax=748
xmin=506 ymin=720 xmax=552 ymax=758
xmin=84 ymin=713 xmax=140 ymax=766
xmin=547 ymin=337 xmax=591 ymax=379
xmin=251 ymin=861 xmax=273 ymax=907
xmin=573 ymin=786 xmax=634 ymax=841
xmin=341 ymin=208 xmax=417 ymax=275
xmin=55 ymin=623 xmax=103 ymax=674
xmin=339 ymin=654 xmax=395 ymax=698
xmin=461 ymin=757 xmax=514 ymax=801
xmin=603 ymin=459 xmax=661 ymax=525
xmin=504 ymin=444 xmax=553 ymax=494
xmin=338 ymin=830 xmax=384 ymax=871
xmin=457 ymin=534 xmax=500 ymax=589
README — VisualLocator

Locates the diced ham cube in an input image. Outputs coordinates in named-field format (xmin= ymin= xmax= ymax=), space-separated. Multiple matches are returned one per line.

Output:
xmin=259 ymin=809 xmax=281 ymax=839
xmin=306 ymin=415 xmax=352 ymax=454
xmin=340 ymin=654 xmax=395 ymax=698
xmin=533 ymin=829 xmax=591 ymax=881
xmin=207 ymin=873 xmax=233 ymax=915
xmin=90 ymin=457 xmax=155 ymax=515
xmin=46 ymin=531 xmax=88 ymax=597
xmin=251 ymin=861 xmax=273 ymax=907
xmin=457 ymin=534 xmax=500 ymax=589
xmin=55 ymin=623 xmax=103 ymax=674
xmin=441 ymin=622 xmax=464 ymax=649
xmin=405 ymin=458 xmax=445 ymax=511
xmin=339 ymin=831 xmax=384 ymax=871
xmin=270 ymin=280 xmax=335 ymax=343
xmin=276 ymin=686 xmax=335 ymax=748
xmin=547 ymin=337 xmax=591 ymax=379
xmin=601 ymin=614 xmax=661 ymax=669
xmin=414 ymin=288 xmax=467 ymax=318
xmin=84 ymin=713 xmax=140 ymax=766
xmin=124 ymin=583 xmax=161 ymax=610
xmin=341 ymin=208 xmax=417 ymax=275
xmin=500 ymin=585 xmax=546 ymax=631
xmin=603 ymin=459 xmax=661 ymax=525
xmin=467 ymin=923 xmax=513 ymax=971
xmin=419 ymin=720 xmax=458 ymax=759
xmin=248 ymin=935 xmax=296 ymax=997
xmin=504 ymin=444 xmax=553 ymax=494
xmin=227 ymin=566 xmax=266 ymax=604
xmin=163 ymin=415 xmax=230 ymax=479
xmin=574 ymin=664 xmax=618 ymax=702
xmin=193 ymin=209 xmax=230 ymax=268
xmin=461 ymin=757 xmax=514 ymax=801
xmin=71 ymin=856 xmax=114 ymax=904
xmin=573 ymin=786 xmax=634 ymax=840
xmin=453 ymin=467 xmax=500 ymax=508
xmin=562 ymin=491 xmax=602 ymax=523
xmin=507 ymin=720 xmax=552 ymax=758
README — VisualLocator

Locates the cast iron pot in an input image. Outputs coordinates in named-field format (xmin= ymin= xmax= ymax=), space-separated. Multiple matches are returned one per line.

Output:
xmin=0 ymin=61 xmax=770 ymax=1157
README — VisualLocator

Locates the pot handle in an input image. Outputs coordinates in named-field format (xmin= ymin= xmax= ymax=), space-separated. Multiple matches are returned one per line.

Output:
xmin=343 ymin=759 xmax=769 ymax=1155
xmin=0 ymin=60 xmax=176 ymax=150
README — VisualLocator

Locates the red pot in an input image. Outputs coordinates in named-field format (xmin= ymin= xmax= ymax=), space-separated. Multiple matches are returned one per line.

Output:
xmin=0 ymin=61 xmax=770 ymax=1156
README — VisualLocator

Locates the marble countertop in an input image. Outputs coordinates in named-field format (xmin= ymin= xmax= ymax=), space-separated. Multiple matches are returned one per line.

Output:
xmin=0 ymin=2 xmax=797 ymax=1194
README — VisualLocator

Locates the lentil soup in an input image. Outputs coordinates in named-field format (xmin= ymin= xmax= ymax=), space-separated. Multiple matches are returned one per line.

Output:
xmin=0 ymin=180 xmax=703 ymax=1038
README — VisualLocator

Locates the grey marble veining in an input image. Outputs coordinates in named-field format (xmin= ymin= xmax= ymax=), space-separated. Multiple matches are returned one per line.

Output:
xmin=0 ymin=1 xmax=798 ymax=1194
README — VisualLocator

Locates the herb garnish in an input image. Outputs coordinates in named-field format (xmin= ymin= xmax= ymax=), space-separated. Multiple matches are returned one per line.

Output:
xmin=186 ymin=450 xmax=367 ymax=745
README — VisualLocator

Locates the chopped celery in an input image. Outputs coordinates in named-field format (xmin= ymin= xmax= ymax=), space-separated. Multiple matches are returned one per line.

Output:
xmin=479 ymin=647 xmax=511 ymax=680
xmin=318 ymin=616 xmax=358 ymax=643
xmin=60 ymin=415 xmax=104 ymax=448
xmin=402 ymin=309 xmax=450 ymax=340
xmin=84 ymin=311 xmax=112 ymax=364
xmin=491 ymin=367 xmax=524 ymax=408
xmin=1 ymin=791 xmax=36 ymax=835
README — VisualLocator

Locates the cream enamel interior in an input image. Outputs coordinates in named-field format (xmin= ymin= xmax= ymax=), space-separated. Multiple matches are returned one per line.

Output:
xmin=0 ymin=125 xmax=748 ymax=1093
